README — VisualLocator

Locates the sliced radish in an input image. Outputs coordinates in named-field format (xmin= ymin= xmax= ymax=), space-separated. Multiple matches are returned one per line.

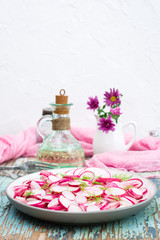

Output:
xmin=119 ymin=200 xmax=132 ymax=208
xmin=102 ymin=201 xmax=120 ymax=210
xmin=140 ymin=187 xmax=148 ymax=195
xmin=48 ymin=175 xmax=62 ymax=184
xmin=127 ymin=188 xmax=143 ymax=199
xmin=31 ymin=189 xmax=46 ymax=197
xmin=30 ymin=181 xmax=41 ymax=190
xmin=73 ymin=168 xmax=87 ymax=176
xmin=27 ymin=200 xmax=42 ymax=206
xmin=138 ymin=197 xmax=147 ymax=203
xmin=96 ymin=177 xmax=122 ymax=183
xmin=84 ymin=167 xmax=111 ymax=178
xmin=68 ymin=181 xmax=81 ymax=187
xmin=68 ymin=205 xmax=83 ymax=212
xmin=12 ymin=168 xmax=149 ymax=212
xmin=15 ymin=196 xmax=26 ymax=204
xmin=62 ymin=191 xmax=75 ymax=201
xmin=123 ymin=178 xmax=143 ymax=188
xmin=49 ymin=205 xmax=66 ymax=211
xmin=106 ymin=182 xmax=119 ymax=188
xmin=40 ymin=170 xmax=54 ymax=177
xmin=47 ymin=198 xmax=59 ymax=208
xmin=65 ymin=168 xmax=75 ymax=176
xmin=42 ymin=195 xmax=54 ymax=203
xmin=83 ymin=186 xmax=103 ymax=197
xmin=100 ymin=201 xmax=109 ymax=210
xmin=122 ymin=196 xmax=137 ymax=205
xmin=50 ymin=185 xmax=80 ymax=193
xmin=59 ymin=195 xmax=77 ymax=209
xmin=22 ymin=180 xmax=31 ymax=186
xmin=86 ymin=205 xmax=100 ymax=212
xmin=79 ymin=171 xmax=95 ymax=181
xmin=75 ymin=195 xmax=87 ymax=204
xmin=105 ymin=187 xmax=126 ymax=197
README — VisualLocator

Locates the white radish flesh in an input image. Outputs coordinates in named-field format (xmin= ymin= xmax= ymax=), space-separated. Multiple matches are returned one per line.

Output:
xmin=75 ymin=195 xmax=87 ymax=204
xmin=62 ymin=191 xmax=75 ymax=201
xmin=47 ymin=198 xmax=59 ymax=208
xmin=105 ymin=187 xmax=126 ymax=197
xmin=86 ymin=205 xmax=100 ymax=212
xmin=68 ymin=205 xmax=83 ymax=212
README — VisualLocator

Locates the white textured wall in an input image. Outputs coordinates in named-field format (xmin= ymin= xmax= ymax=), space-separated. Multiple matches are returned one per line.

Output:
xmin=0 ymin=0 xmax=160 ymax=137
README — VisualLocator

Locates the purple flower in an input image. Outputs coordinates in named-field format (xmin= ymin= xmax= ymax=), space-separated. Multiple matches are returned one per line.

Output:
xmin=87 ymin=96 xmax=99 ymax=111
xmin=110 ymin=107 xmax=122 ymax=116
xmin=98 ymin=116 xmax=115 ymax=134
xmin=104 ymin=88 xmax=121 ymax=107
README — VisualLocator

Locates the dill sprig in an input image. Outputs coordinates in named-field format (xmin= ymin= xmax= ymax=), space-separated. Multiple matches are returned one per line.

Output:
xmin=110 ymin=195 xmax=121 ymax=201
xmin=24 ymin=191 xmax=34 ymax=197
xmin=87 ymin=193 xmax=103 ymax=204
xmin=112 ymin=173 xmax=132 ymax=181
xmin=41 ymin=183 xmax=50 ymax=189
xmin=81 ymin=175 xmax=92 ymax=180
xmin=80 ymin=181 xmax=88 ymax=191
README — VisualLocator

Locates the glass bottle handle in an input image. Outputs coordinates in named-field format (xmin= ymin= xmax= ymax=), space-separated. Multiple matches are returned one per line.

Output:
xmin=37 ymin=115 xmax=52 ymax=139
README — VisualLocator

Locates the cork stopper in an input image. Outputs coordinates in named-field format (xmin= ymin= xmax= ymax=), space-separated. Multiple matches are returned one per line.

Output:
xmin=55 ymin=89 xmax=68 ymax=104
xmin=54 ymin=89 xmax=69 ymax=114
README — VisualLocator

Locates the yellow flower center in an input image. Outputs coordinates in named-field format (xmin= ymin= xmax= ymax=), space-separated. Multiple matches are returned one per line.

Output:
xmin=110 ymin=96 xmax=116 ymax=102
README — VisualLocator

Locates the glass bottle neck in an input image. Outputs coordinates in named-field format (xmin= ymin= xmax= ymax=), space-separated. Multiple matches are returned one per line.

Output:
xmin=53 ymin=113 xmax=70 ymax=119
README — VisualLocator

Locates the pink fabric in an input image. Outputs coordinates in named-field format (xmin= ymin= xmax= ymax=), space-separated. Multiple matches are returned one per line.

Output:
xmin=0 ymin=126 xmax=160 ymax=172
xmin=0 ymin=127 xmax=41 ymax=163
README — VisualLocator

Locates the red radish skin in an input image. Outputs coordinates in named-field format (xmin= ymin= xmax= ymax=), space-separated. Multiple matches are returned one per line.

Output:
xmin=42 ymin=195 xmax=54 ymax=203
xmin=140 ymin=187 xmax=148 ymax=195
xmin=100 ymin=201 xmax=109 ymax=210
xmin=68 ymin=181 xmax=81 ymax=187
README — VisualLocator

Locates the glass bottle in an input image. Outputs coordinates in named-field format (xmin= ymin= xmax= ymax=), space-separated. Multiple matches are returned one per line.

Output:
xmin=36 ymin=89 xmax=85 ymax=167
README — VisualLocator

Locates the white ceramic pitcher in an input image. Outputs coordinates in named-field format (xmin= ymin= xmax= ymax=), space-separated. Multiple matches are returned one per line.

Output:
xmin=93 ymin=115 xmax=136 ymax=154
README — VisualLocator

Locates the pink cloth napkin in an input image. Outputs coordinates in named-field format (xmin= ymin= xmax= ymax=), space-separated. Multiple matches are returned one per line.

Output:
xmin=0 ymin=126 xmax=160 ymax=172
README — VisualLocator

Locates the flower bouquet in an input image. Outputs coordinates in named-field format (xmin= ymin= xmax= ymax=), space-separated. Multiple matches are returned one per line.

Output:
xmin=87 ymin=88 xmax=123 ymax=134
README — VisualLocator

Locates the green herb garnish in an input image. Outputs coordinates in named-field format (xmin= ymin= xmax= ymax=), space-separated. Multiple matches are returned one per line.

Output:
xmin=81 ymin=175 xmax=92 ymax=180
xmin=24 ymin=191 xmax=34 ymax=197
xmin=87 ymin=193 xmax=103 ymax=204
xmin=110 ymin=195 xmax=121 ymax=201
xmin=80 ymin=181 xmax=88 ymax=191
xmin=41 ymin=183 xmax=50 ymax=189
xmin=112 ymin=173 xmax=132 ymax=181
xmin=92 ymin=181 xmax=103 ymax=185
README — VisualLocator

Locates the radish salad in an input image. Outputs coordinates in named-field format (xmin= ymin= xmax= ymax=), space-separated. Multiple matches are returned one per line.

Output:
xmin=13 ymin=167 xmax=150 ymax=212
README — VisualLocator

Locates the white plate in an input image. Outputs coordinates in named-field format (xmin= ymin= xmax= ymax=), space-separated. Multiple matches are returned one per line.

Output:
xmin=5 ymin=167 xmax=157 ymax=225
